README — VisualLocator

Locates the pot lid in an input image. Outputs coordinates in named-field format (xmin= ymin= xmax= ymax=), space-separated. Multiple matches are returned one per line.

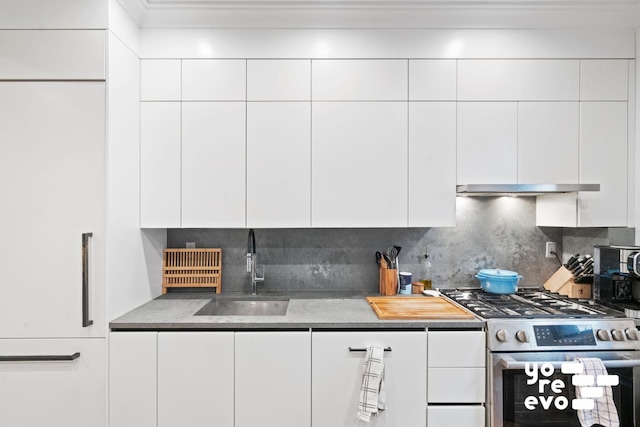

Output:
xmin=477 ymin=268 xmax=519 ymax=278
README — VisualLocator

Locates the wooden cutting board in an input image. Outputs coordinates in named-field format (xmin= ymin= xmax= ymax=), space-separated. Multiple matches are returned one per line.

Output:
xmin=366 ymin=296 xmax=475 ymax=320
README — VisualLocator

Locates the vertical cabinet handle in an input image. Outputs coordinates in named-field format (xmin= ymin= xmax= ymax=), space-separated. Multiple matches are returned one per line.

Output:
xmin=82 ymin=233 xmax=93 ymax=327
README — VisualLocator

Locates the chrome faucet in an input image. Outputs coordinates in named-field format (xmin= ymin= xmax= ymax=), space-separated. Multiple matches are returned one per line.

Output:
xmin=246 ymin=229 xmax=264 ymax=295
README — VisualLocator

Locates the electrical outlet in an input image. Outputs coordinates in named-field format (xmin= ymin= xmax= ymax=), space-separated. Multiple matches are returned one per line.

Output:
xmin=186 ymin=242 xmax=196 ymax=248
xmin=545 ymin=242 xmax=557 ymax=258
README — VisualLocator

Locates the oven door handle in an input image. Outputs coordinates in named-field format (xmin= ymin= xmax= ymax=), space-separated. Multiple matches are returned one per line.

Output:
xmin=499 ymin=355 xmax=640 ymax=370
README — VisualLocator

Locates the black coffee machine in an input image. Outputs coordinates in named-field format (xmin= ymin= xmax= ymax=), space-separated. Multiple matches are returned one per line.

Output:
xmin=594 ymin=245 xmax=640 ymax=318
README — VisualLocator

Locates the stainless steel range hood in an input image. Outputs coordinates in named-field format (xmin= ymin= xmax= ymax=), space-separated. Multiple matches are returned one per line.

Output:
xmin=456 ymin=184 xmax=600 ymax=196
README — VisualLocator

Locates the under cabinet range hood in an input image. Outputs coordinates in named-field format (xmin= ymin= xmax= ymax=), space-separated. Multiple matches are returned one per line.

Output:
xmin=456 ymin=184 xmax=600 ymax=196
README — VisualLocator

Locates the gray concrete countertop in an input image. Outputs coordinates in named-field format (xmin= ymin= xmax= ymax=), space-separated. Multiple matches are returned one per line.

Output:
xmin=109 ymin=291 xmax=484 ymax=330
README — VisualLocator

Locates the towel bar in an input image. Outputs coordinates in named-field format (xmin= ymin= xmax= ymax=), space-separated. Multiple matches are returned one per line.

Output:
xmin=348 ymin=347 xmax=392 ymax=352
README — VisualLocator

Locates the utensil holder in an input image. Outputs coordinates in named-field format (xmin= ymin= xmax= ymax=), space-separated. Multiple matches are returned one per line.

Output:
xmin=379 ymin=264 xmax=398 ymax=296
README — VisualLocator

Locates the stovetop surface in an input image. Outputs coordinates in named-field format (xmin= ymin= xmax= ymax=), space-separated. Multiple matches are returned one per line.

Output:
xmin=440 ymin=287 xmax=626 ymax=319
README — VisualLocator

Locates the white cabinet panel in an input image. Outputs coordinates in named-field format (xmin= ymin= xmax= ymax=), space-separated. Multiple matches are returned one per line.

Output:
xmin=235 ymin=332 xmax=311 ymax=427
xmin=0 ymin=30 xmax=105 ymax=80
xmin=312 ymin=331 xmax=426 ymax=427
xmin=457 ymin=102 xmax=518 ymax=185
xmin=312 ymin=60 xmax=407 ymax=101
xmin=408 ymin=102 xmax=456 ymax=227
xmin=428 ymin=405 xmax=485 ymax=427
xmin=140 ymin=59 xmax=181 ymax=101
xmin=580 ymin=60 xmax=629 ymax=101
xmin=181 ymin=102 xmax=246 ymax=228
xmin=110 ymin=332 xmax=157 ymax=427
xmin=0 ymin=338 xmax=105 ymax=427
xmin=182 ymin=59 xmax=246 ymax=101
xmin=536 ymin=193 xmax=580 ymax=227
xmin=247 ymin=59 xmax=311 ymax=101
xmin=428 ymin=331 xmax=485 ymax=368
xmin=247 ymin=102 xmax=311 ymax=227
xmin=409 ymin=60 xmax=456 ymax=101
xmin=0 ymin=82 xmax=105 ymax=338
xmin=579 ymin=102 xmax=628 ymax=227
xmin=158 ymin=332 xmax=234 ymax=427
xmin=428 ymin=368 xmax=486 ymax=403
xmin=518 ymin=102 xmax=579 ymax=184
xmin=140 ymin=102 xmax=181 ymax=228
xmin=458 ymin=60 xmax=579 ymax=101
xmin=312 ymin=102 xmax=408 ymax=227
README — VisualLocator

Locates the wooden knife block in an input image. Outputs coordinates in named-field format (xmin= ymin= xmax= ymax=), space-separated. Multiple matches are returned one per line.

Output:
xmin=543 ymin=266 xmax=591 ymax=299
xmin=379 ymin=263 xmax=398 ymax=296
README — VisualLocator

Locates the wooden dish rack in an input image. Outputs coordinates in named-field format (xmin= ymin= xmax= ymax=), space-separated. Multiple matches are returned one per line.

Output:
xmin=162 ymin=248 xmax=222 ymax=294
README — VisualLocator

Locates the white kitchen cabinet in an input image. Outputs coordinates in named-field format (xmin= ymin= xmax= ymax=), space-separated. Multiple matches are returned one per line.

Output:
xmin=312 ymin=331 xmax=427 ymax=427
xmin=312 ymin=59 xmax=407 ymax=101
xmin=140 ymin=59 xmax=181 ymax=101
xmin=0 ymin=338 xmax=105 ymax=427
xmin=158 ymin=332 xmax=234 ymax=427
xmin=457 ymin=102 xmax=518 ymax=185
xmin=517 ymin=102 xmax=579 ymax=184
xmin=247 ymin=102 xmax=311 ymax=227
xmin=0 ymin=30 xmax=105 ymax=80
xmin=536 ymin=101 xmax=628 ymax=227
xmin=109 ymin=332 xmax=157 ymax=427
xmin=580 ymin=59 xmax=629 ymax=101
xmin=428 ymin=406 xmax=485 ymax=427
xmin=181 ymin=102 xmax=246 ymax=228
xmin=140 ymin=102 xmax=181 ymax=228
xmin=247 ymin=59 xmax=311 ymax=101
xmin=457 ymin=59 xmax=579 ymax=101
xmin=312 ymin=102 xmax=408 ymax=227
xmin=182 ymin=59 xmax=246 ymax=101
xmin=408 ymin=102 xmax=457 ymax=227
xmin=236 ymin=331 xmax=311 ymax=427
xmin=409 ymin=60 xmax=457 ymax=101
xmin=0 ymin=81 xmax=106 ymax=338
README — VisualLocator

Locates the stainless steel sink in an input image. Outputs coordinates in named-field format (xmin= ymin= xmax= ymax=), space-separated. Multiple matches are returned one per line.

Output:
xmin=194 ymin=298 xmax=289 ymax=316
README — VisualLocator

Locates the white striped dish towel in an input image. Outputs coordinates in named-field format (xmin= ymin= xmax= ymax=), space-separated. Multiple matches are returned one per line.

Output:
xmin=574 ymin=357 xmax=620 ymax=427
xmin=356 ymin=346 xmax=386 ymax=422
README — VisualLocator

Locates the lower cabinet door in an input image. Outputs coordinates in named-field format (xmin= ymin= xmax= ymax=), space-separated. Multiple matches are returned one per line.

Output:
xmin=428 ymin=405 xmax=485 ymax=427
xmin=0 ymin=338 xmax=105 ymax=427
xmin=158 ymin=332 xmax=234 ymax=427
xmin=235 ymin=331 xmax=311 ymax=427
xmin=312 ymin=331 xmax=427 ymax=427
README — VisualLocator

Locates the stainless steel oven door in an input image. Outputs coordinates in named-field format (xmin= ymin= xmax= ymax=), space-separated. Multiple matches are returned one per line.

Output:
xmin=489 ymin=350 xmax=640 ymax=427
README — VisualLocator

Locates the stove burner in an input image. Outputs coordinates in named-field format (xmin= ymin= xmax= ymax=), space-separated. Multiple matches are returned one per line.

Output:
xmin=441 ymin=288 xmax=625 ymax=319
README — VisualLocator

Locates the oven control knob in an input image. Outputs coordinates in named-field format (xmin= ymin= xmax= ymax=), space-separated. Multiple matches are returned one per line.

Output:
xmin=611 ymin=329 xmax=625 ymax=341
xmin=496 ymin=329 xmax=509 ymax=342
xmin=596 ymin=329 xmax=611 ymax=341
xmin=625 ymin=328 xmax=639 ymax=340
xmin=515 ymin=330 xmax=529 ymax=343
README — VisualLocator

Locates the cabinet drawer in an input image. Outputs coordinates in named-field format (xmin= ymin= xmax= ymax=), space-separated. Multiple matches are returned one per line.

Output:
xmin=428 ymin=331 xmax=485 ymax=367
xmin=0 ymin=338 xmax=105 ymax=427
xmin=428 ymin=367 xmax=485 ymax=403
xmin=428 ymin=405 xmax=485 ymax=427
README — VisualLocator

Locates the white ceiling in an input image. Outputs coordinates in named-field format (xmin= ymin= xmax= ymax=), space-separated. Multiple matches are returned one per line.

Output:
xmin=116 ymin=0 xmax=640 ymax=28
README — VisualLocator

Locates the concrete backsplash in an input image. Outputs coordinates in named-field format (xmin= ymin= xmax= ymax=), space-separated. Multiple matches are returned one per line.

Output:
xmin=167 ymin=197 xmax=634 ymax=294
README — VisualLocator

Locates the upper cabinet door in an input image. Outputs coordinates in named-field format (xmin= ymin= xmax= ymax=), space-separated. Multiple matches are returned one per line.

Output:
xmin=247 ymin=59 xmax=311 ymax=101
xmin=409 ymin=60 xmax=457 ymax=101
xmin=247 ymin=102 xmax=311 ymax=228
xmin=312 ymin=102 xmax=408 ymax=227
xmin=182 ymin=102 xmax=246 ymax=228
xmin=517 ymin=102 xmax=579 ymax=184
xmin=140 ymin=102 xmax=181 ymax=228
xmin=312 ymin=60 xmax=407 ymax=101
xmin=140 ymin=60 xmax=181 ymax=101
xmin=409 ymin=102 xmax=456 ymax=227
xmin=182 ymin=60 xmax=246 ymax=101
xmin=580 ymin=59 xmax=629 ymax=101
xmin=457 ymin=102 xmax=518 ymax=185
xmin=458 ymin=59 xmax=579 ymax=101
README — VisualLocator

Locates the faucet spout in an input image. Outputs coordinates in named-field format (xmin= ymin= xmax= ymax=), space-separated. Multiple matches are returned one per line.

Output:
xmin=246 ymin=229 xmax=263 ymax=295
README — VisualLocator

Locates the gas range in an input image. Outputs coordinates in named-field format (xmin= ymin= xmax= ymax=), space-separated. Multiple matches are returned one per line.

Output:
xmin=440 ymin=287 xmax=625 ymax=320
